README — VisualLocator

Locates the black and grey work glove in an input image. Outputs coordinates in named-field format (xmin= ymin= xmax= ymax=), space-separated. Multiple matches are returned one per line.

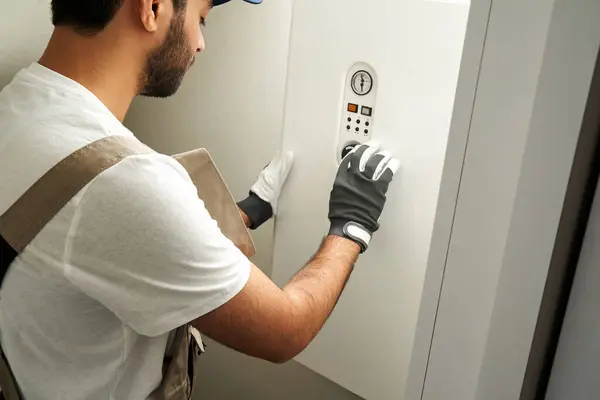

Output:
xmin=328 ymin=141 xmax=400 ymax=252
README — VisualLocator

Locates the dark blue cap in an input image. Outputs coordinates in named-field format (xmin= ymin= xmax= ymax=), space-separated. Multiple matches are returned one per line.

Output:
xmin=213 ymin=0 xmax=263 ymax=6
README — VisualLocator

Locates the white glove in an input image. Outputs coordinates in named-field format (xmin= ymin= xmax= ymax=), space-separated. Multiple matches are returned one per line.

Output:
xmin=250 ymin=150 xmax=294 ymax=214
xmin=238 ymin=150 xmax=294 ymax=229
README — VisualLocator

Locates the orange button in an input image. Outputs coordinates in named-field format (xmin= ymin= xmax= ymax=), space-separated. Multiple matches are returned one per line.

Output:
xmin=347 ymin=103 xmax=358 ymax=113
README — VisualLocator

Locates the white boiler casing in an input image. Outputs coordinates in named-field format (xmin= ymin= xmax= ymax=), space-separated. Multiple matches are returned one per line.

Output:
xmin=270 ymin=1 xmax=470 ymax=399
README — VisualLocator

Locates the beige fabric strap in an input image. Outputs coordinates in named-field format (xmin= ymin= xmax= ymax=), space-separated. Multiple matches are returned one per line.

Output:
xmin=0 ymin=137 xmax=255 ymax=258
xmin=0 ymin=136 xmax=152 ymax=252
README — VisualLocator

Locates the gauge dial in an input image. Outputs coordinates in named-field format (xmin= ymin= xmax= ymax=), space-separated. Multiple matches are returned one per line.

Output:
xmin=351 ymin=70 xmax=373 ymax=96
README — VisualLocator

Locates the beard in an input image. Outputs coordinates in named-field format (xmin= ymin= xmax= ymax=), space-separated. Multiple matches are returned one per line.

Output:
xmin=139 ymin=12 xmax=195 ymax=98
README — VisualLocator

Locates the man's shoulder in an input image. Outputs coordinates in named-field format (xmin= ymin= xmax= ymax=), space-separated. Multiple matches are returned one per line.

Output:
xmin=76 ymin=150 xmax=200 ymax=228
xmin=91 ymin=150 xmax=194 ymax=196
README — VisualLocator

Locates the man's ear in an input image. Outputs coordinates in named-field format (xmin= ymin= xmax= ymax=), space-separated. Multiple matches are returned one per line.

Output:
xmin=138 ymin=0 xmax=171 ymax=33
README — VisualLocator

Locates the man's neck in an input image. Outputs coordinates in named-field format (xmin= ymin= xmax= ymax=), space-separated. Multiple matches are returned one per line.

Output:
xmin=38 ymin=28 xmax=142 ymax=122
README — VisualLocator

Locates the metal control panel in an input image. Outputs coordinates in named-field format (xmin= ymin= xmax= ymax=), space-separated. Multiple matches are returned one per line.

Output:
xmin=338 ymin=62 xmax=378 ymax=161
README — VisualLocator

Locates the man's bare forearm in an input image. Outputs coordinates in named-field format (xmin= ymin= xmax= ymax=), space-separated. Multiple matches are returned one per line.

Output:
xmin=193 ymin=234 xmax=360 ymax=363
xmin=234 ymin=205 xmax=359 ymax=359
xmin=280 ymin=235 xmax=360 ymax=354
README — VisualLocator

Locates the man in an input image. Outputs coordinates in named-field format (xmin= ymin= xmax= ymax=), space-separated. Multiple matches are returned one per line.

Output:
xmin=0 ymin=0 xmax=399 ymax=399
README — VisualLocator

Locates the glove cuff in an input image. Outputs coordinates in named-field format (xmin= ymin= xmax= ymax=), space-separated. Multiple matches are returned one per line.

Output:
xmin=237 ymin=191 xmax=273 ymax=230
xmin=328 ymin=220 xmax=372 ymax=253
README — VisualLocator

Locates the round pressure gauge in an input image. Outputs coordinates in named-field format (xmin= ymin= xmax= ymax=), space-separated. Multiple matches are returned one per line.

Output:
xmin=351 ymin=70 xmax=373 ymax=96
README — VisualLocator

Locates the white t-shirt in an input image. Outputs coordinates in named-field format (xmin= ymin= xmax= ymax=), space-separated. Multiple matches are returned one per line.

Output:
xmin=0 ymin=63 xmax=251 ymax=400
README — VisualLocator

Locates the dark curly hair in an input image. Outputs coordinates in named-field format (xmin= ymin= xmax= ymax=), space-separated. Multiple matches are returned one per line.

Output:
xmin=50 ymin=0 xmax=187 ymax=34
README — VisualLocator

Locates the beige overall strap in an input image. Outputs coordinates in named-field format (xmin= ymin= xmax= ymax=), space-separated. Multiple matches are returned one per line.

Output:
xmin=0 ymin=135 xmax=152 ymax=400
xmin=0 ymin=136 xmax=152 ymax=252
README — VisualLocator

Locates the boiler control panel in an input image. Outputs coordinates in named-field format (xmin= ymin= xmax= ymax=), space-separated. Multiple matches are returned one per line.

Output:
xmin=338 ymin=62 xmax=378 ymax=161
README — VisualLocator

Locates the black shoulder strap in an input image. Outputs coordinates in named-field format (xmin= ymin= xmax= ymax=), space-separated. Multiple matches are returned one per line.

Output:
xmin=0 ymin=237 xmax=18 ymax=289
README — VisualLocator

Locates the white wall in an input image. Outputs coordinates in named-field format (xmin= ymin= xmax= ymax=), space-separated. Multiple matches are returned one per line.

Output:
xmin=125 ymin=1 xmax=361 ymax=399
xmin=421 ymin=0 xmax=600 ymax=398
xmin=194 ymin=338 xmax=360 ymax=400
xmin=0 ymin=1 xmax=52 ymax=87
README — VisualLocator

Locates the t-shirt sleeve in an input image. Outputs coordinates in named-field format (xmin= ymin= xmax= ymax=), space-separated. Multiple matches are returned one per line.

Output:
xmin=63 ymin=153 xmax=251 ymax=337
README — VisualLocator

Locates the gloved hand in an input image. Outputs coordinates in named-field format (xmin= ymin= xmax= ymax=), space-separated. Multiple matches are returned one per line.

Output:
xmin=237 ymin=150 xmax=294 ymax=229
xmin=328 ymin=141 xmax=400 ymax=253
